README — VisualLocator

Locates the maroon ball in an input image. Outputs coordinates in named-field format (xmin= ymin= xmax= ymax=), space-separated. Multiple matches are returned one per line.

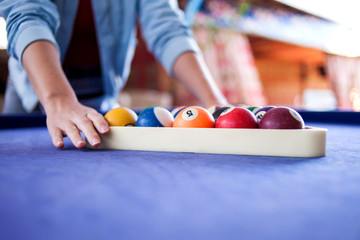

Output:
xmin=259 ymin=107 xmax=305 ymax=129
xmin=215 ymin=107 xmax=258 ymax=128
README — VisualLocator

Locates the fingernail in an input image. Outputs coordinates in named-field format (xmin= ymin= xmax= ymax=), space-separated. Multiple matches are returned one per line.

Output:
xmin=101 ymin=126 xmax=109 ymax=133
xmin=56 ymin=141 xmax=64 ymax=148
xmin=78 ymin=141 xmax=85 ymax=146
xmin=92 ymin=138 xmax=100 ymax=146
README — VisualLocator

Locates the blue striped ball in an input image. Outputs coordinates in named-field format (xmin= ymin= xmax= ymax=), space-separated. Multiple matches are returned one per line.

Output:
xmin=136 ymin=106 xmax=174 ymax=127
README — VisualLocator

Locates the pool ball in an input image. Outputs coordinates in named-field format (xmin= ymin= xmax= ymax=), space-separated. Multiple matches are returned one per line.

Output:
xmin=247 ymin=106 xmax=262 ymax=114
xmin=259 ymin=107 xmax=305 ymax=129
xmin=254 ymin=106 xmax=275 ymax=122
xmin=171 ymin=106 xmax=187 ymax=118
xmin=173 ymin=106 xmax=215 ymax=128
xmin=216 ymin=107 xmax=258 ymax=128
xmin=212 ymin=106 xmax=231 ymax=122
xmin=136 ymin=106 xmax=174 ymax=127
xmin=206 ymin=104 xmax=227 ymax=115
xmin=104 ymin=107 xmax=138 ymax=126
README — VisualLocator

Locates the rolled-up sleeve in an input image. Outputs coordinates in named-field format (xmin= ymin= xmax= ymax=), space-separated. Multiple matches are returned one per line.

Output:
xmin=138 ymin=0 xmax=200 ymax=76
xmin=0 ymin=0 xmax=60 ymax=63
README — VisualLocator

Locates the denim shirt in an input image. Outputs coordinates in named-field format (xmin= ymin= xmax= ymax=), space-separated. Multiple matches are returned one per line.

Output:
xmin=0 ymin=0 xmax=200 ymax=112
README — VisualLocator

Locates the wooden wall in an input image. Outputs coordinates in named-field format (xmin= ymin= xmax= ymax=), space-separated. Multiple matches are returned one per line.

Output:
xmin=125 ymin=32 xmax=331 ymax=107
xmin=249 ymin=36 xmax=330 ymax=106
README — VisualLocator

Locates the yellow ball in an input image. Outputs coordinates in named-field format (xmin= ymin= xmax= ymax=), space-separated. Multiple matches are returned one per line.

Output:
xmin=104 ymin=107 xmax=138 ymax=126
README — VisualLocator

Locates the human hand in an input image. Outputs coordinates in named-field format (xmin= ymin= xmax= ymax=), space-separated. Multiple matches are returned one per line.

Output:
xmin=44 ymin=98 xmax=109 ymax=149
xmin=20 ymin=40 xmax=109 ymax=148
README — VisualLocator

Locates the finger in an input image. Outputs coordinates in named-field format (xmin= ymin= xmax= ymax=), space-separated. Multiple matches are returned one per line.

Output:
xmin=76 ymin=118 xmax=101 ymax=147
xmin=65 ymin=124 xmax=86 ymax=149
xmin=87 ymin=111 xmax=109 ymax=134
xmin=48 ymin=126 xmax=65 ymax=149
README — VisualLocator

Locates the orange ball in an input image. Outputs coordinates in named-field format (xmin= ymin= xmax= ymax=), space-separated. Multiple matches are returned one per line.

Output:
xmin=104 ymin=107 xmax=138 ymax=126
xmin=173 ymin=106 xmax=215 ymax=128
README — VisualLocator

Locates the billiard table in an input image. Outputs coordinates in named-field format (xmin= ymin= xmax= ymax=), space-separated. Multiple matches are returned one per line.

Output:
xmin=0 ymin=111 xmax=360 ymax=240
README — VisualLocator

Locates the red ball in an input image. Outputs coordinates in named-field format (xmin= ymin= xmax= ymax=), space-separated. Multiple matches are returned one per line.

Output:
xmin=259 ymin=107 xmax=305 ymax=129
xmin=215 ymin=107 xmax=258 ymax=128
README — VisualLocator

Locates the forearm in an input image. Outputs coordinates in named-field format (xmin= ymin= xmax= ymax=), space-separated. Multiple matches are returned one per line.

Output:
xmin=172 ymin=51 xmax=228 ymax=106
xmin=22 ymin=40 xmax=78 ymax=112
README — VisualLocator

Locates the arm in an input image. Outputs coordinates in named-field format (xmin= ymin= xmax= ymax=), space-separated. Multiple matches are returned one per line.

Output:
xmin=1 ymin=1 xmax=108 ymax=149
xmin=138 ymin=0 xmax=228 ymax=106
xmin=172 ymin=51 xmax=227 ymax=106
xmin=22 ymin=40 xmax=109 ymax=149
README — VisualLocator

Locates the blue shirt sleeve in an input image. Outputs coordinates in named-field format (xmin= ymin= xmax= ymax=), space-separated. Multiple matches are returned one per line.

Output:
xmin=0 ymin=0 xmax=60 ymax=63
xmin=138 ymin=0 xmax=201 ymax=76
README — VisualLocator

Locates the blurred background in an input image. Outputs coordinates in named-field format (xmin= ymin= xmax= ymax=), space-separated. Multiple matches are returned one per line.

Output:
xmin=1 ymin=0 xmax=360 ymax=112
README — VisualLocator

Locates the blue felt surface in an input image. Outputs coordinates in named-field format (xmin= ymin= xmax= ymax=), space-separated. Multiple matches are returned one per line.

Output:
xmin=0 ymin=123 xmax=360 ymax=240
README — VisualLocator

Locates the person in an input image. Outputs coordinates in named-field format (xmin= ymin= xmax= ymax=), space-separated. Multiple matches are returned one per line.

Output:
xmin=0 ymin=0 xmax=228 ymax=149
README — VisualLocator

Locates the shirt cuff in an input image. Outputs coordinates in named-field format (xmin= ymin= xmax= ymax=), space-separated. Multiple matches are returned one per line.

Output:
xmin=14 ymin=24 xmax=59 ymax=64
xmin=161 ymin=36 xmax=201 ymax=77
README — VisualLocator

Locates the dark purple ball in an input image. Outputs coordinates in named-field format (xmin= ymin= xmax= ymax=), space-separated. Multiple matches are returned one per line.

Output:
xmin=259 ymin=107 xmax=305 ymax=129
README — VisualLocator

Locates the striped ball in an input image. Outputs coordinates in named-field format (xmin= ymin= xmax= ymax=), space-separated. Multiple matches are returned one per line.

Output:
xmin=136 ymin=106 xmax=174 ymax=127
